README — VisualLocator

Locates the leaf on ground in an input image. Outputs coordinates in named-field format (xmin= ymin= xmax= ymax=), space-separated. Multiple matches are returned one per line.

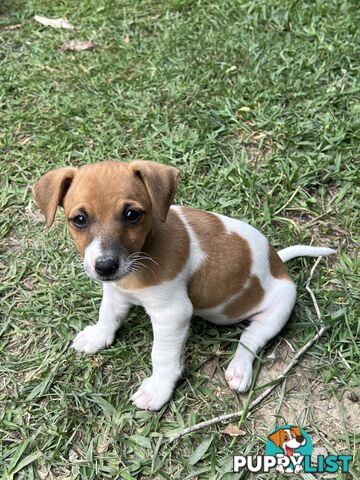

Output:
xmin=124 ymin=34 xmax=130 ymax=44
xmin=222 ymin=424 xmax=246 ymax=436
xmin=34 ymin=15 xmax=75 ymax=30
xmin=89 ymin=396 xmax=116 ymax=420
xmin=201 ymin=358 xmax=217 ymax=378
xmin=129 ymin=434 xmax=151 ymax=449
xmin=189 ymin=436 xmax=213 ymax=465
xmin=62 ymin=40 xmax=97 ymax=51
xmin=10 ymin=451 xmax=43 ymax=476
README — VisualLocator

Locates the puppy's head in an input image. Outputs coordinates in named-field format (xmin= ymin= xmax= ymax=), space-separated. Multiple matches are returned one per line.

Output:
xmin=268 ymin=426 xmax=306 ymax=453
xmin=32 ymin=160 xmax=179 ymax=282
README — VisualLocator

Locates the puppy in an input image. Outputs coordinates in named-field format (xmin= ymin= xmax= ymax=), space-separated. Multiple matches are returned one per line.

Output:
xmin=268 ymin=426 xmax=307 ymax=474
xmin=32 ymin=160 xmax=335 ymax=410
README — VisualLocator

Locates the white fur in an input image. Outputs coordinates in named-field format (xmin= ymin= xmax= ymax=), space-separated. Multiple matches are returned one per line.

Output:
xmin=278 ymin=245 xmax=336 ymax=262
xmin=73 ymin=206 xmax=333 ymax=410
xmin=72 ymin=283 xmax=130 ymax=353
xmin=130 ymin=291 xmax=193 ymax=410
xmin=120 ymin=208 xmax=205 ymax=409
xmin=83 ymin=237 xmax=102 ymax=280
xmin=225 ymin=280 xmax=296 ymax=391
xmin=171 ymin=205 xmax=207 ymax=277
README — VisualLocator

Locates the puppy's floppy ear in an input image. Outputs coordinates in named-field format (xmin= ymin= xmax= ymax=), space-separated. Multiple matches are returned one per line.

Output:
xmin=268 ymin=429 xmax=285 ymax=447
xmin=32 ymin=167 xmax=77 ymax=228
xmin=291 ymin=426 xmax=302 ymax=437
xmin=130 ymin=160 xmax=180 ymax=222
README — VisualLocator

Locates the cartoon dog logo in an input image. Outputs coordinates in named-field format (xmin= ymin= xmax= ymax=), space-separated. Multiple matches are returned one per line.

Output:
xmin=268 ymin=426 xmax=307 ymax=474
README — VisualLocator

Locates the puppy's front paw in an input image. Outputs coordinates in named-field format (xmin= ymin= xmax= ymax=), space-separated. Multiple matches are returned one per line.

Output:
xmin=225 ymin=357 xmax=253 ymax=393
xmin=72 ymin=325 xmax=115 ymax=354
xmin=130 ymin=376 xmax=173 ymax=411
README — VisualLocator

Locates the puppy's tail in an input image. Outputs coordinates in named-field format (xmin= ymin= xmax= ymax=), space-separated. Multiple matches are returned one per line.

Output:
xmin=278 ymin=245 xmax=336 ymax=263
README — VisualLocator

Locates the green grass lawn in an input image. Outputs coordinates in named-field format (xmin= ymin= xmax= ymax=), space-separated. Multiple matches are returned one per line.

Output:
xmin=1 ymin=0 xmax=359 ymax=478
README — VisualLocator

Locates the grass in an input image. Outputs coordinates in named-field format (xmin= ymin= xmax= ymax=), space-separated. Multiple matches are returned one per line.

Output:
xmin=0 ymin=0 xmax=359 ymax=478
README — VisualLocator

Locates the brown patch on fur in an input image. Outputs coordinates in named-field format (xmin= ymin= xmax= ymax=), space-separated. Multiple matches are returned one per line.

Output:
xmin=118 ymin=208 xmax=190 ymax=289
xmin=268 ymin=426 xmax=303 ymax=448
xmin=269 ymin=245 xmax=290 ymax=279
xmin=32 ymin=167 xmax=77 ymax=228
xmin=183 ymin=207 xmax=253 ymax=310
xmin=131 ymin=161 xmax=180 ymax=222
xmin=224 ymin=275 xmax=264 ymax=319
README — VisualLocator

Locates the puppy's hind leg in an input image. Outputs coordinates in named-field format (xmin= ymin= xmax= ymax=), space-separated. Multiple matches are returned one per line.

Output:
xmin=225 ymin=281 xmax=296 ymax=392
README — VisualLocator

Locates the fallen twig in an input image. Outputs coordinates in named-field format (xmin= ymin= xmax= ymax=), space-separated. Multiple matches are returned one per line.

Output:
xmin=168 ymin=257 xmax=329 ymax=443
xmin=305 ymin=256 xmax=323 ymax=322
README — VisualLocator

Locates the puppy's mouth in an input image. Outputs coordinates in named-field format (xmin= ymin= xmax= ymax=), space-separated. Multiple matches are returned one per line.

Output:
xmin=93 ymin=272 xmax=127 ymax=282
xmin=285 ymin=446 xmax=294 ymax=456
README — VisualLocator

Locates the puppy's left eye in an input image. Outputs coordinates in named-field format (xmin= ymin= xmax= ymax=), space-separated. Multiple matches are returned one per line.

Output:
xmin=124 ymin=208 xmax=143 ymax=224
xmin=71 ymin=213 xmax=88 ymax=228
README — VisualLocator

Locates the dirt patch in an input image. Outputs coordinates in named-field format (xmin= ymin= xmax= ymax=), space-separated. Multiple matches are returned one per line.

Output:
xmin=226 ymin=122 xmax=275 ymax=165
xmin=24 ymin=202 xmax=45 ymax=224
xmin=284 ymin=210 xmax=352 ymax=246
xmin=1 ymin=235 xmax=23 ymax=254
xmin=241 ymin=341 xmax=358 ymax=454
xmin=197 ymin=338 xmax=358 ymax=470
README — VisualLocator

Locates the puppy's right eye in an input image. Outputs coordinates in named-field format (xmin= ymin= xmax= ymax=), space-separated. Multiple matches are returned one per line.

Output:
xmin=123 ymin=208 xmax=143 ymax=224
xmin=71 ymin=213 xmax=88 ymax=228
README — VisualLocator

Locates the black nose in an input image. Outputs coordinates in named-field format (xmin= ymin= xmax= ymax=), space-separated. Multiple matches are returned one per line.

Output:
xmin=296 ymin=436 xmax=304 ymax=443
xmin=95 ymin=257 xmax=119 ymax=277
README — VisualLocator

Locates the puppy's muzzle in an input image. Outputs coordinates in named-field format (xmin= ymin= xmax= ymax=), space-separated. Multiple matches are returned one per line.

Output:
xmin=95 ymin=256 xmax=120 ymax=279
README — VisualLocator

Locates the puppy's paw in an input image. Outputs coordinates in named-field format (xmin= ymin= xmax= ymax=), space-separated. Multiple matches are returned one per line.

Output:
xmin=225 ymin=357 xmax=253 ymax=393
xmin=72 ymin=325 xmax=114 ymax=354
xmin=130 ymin=376 xmax=173 ymax=411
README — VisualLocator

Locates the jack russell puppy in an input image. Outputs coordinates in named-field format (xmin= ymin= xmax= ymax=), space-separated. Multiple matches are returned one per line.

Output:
xmin=32 ymin=160 xmax=335 ymax=410
xmin=268 ymin=426 xmax=307 ymax=474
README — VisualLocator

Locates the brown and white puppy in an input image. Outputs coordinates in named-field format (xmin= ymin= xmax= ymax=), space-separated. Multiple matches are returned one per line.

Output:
xmin=32 ymin=160 xmax=335 ymax=410
xmin=269 ymin=426 xmax=306 ymax=456
xmin=269 ymin=426 xmax=307 ymax=474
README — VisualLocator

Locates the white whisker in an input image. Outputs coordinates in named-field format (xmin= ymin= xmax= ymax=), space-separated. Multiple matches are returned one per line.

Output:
xmin=129 ymin=251 xmax=159 ymax=267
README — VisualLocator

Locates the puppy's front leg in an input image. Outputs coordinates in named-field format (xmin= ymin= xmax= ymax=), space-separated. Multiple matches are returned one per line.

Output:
xmin=131 ymin=298 xmax=192 ymax=411
xmin=72 ymin=283 xmax=130 ymax=354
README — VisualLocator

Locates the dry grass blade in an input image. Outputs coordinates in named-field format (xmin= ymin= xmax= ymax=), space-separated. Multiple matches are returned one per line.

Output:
xmin=34 ymin=15 xmax=74 ymax=29
xmin=62 ymin=40 xmax=97 ymax=51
